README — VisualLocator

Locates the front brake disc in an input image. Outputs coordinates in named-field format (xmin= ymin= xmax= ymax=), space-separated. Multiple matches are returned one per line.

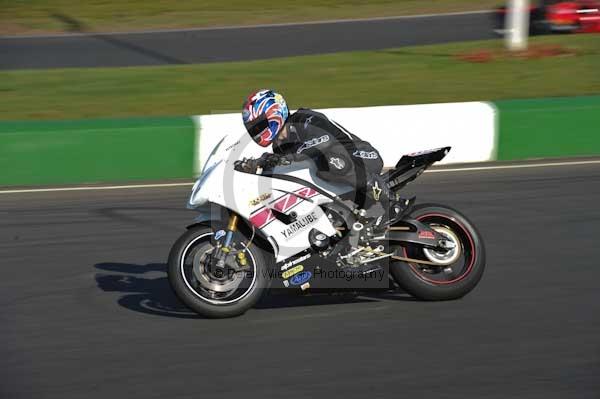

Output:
xmin=192 ymin=248 xmax=243 ymax=293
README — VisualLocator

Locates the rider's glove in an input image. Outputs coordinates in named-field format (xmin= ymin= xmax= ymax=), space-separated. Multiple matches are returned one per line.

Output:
xmin=278 ymin=154 xmax=292 ymax=166
xmin=234 ymin=158 xmax=259 ymax=173
xmin=258 ymin=153 xmax=292 ymax=169
xmin=234 ymin=154 xmax=292 ymax=173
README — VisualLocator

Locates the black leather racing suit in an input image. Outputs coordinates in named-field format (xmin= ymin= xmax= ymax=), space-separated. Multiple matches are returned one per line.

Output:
xmin=272 ymin=108 xmax=386 ymax=207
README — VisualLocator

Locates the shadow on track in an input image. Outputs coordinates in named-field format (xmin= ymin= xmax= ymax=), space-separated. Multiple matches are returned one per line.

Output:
xmin=95 ymin=262 xmax=389 ymax=319
xmin=95 ymin=263 xmax=197 ymax=318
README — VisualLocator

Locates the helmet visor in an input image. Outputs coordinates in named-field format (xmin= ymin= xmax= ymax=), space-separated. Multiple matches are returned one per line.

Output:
xmin=245 ymin=114 xmax=271 ymax=144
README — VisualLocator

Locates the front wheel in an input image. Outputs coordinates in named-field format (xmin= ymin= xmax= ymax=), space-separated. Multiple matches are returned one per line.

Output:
xmin=390 ymin=204 xmax=486 ymax=301
xmin=168 ymin=224 xmax=271 ymax=318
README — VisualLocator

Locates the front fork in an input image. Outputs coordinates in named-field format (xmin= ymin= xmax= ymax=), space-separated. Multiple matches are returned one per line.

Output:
xmin=223 ymin=213 xmax=239 ymax=248
xmin=214 ymin=213 xmax=248 ymax=270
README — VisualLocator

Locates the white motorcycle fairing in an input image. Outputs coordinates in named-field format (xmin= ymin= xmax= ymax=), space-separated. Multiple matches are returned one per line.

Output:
xmin=188 ymin=133 xmax=338 ymax=262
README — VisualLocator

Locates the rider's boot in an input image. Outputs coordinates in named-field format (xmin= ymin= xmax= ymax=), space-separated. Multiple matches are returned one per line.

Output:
xmin=363 ymin=175 xmax=409 ymax=233
xmin=337 ymin=176 xmax=388 ymax=275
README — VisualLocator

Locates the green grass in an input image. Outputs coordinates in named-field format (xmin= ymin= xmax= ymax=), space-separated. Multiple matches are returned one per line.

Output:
xmin=1 ymin=35 xmax=599 ymax=121
xmin=0 ymin=0 xmax=499 ymax=35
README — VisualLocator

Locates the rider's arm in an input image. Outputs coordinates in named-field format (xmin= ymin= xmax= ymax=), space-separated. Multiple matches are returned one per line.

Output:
xmin=301 ymin=111 xmax=383 ymax=176
xmin=293 ymin=122 xmax=354 ymax=176
xmin=234 ymin=152 xmax=291 ymax=173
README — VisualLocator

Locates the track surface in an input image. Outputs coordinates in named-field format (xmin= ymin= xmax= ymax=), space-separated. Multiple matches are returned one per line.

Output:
xmin=1 ymin=162 xmax=599 ymax=398
xmin=0 ymin=12 xmax=495 ymax=70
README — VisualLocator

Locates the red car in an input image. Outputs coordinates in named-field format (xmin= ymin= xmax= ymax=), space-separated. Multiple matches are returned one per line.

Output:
xmin=495 ymin=0 xmax=600 ymax=34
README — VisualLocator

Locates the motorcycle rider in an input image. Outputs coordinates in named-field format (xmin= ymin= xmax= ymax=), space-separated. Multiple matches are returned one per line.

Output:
xmin=238 ymin=90 xmax=397 ymax=274
xmin=239 ymin=89 xmax=390 ymax=211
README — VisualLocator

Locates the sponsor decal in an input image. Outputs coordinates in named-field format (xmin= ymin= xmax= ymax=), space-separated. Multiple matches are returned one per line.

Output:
xmin=407 ymin=148 xmax=443 ymax=157
xmin=282 ymin=265 xmax=304 ymax=279
xmin=281 ymin=253 xmax=311 ymax=271
xmin=300 ymin=282 xmax=311 ymax=291
xmin=280 ymin=212 xmax=318 ymax=239
xmin=352 ymin=150 xmax=379 ymax=160
xmin=372 ymin=181 xmax=382 ymax=201
xmin=250 ymin=187 xmax=319 ymax=229
xmin=224 ymin=140 xmax=241 ymax=152
xmin=304 ymin=115 xmax=314 ymax=130
xmin=283 ymin=280 xmax=289 ymax=288
xmin=214 ymin=230 xmax=226 ymax=240
xmin=329 ymin=157 xmax=345 ymax=170
xmin=296 ymin=135 xmax=329 ymax=154
xmin=290 ymin=271 xmax=312 ymax=286
xmin=418 ymin=231 xmax=436 ymax=240
xmin=249 ymin=193 xmax=272 ymax=207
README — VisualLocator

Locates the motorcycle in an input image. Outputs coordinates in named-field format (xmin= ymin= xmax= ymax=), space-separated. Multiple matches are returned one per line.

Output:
xmin=168 ymin=133 xmax=485 ymax=318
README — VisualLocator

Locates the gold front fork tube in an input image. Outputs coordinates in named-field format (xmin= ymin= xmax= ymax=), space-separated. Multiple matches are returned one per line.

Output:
xmin=227 ymin=213 xmax=239 ymax=232
xmin=222 ymin=213 xmax=239 ymax=249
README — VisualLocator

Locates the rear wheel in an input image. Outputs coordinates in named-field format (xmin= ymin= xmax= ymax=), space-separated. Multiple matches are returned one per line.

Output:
xmin=390 ymin=204 xmax=485 ymax=301
xmin=168 ymin=224 xmax=271 ymax=318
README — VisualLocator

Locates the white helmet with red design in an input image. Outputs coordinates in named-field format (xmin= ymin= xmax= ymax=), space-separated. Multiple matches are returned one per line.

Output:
xmin=242 ymin=89 xmax=289 ymax=147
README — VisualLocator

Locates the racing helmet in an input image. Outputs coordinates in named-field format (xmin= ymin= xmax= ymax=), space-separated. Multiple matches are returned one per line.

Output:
xmin=242 ymin=89 xmax=289 ymax=147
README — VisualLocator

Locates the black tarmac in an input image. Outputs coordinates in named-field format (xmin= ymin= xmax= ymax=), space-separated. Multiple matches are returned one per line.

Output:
xmin=1 ymin=161 xmax=599 ymax=398
xmin=0 ymin=12 xmax=495 ymax=70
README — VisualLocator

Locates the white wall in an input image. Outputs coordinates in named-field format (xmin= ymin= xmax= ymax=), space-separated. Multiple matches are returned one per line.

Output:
xmin=193 ymin=101 xmax=497 ymax=175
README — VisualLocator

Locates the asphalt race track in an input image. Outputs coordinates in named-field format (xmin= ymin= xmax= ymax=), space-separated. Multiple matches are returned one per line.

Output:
xmin=0 ymin=11 xmax=495 ymax=70
xmin=1 ymin=161 xmax=599 ymax=398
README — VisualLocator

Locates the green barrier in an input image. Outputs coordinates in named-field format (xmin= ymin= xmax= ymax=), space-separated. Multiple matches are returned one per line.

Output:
xmin=496 ymin=96 xmax=600 ymax=161
xmin=0 ymin=116 xmax=195 ymax=186
xmin=2 ymin=96 xmax=599 ymax=187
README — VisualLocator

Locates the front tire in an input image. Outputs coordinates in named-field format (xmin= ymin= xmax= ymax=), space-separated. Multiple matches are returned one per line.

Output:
xmin=168 ymin=225 xmax=271 ymax=318
xmin=390 ymin=204 xmax=486 ymax=301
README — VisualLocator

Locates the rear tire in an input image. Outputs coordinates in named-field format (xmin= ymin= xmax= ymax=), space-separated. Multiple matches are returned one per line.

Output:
xmin=168 ymin=225 xmax=271 ymax=318
xmin=390 ymin=204 xmax=485 ymax=301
